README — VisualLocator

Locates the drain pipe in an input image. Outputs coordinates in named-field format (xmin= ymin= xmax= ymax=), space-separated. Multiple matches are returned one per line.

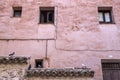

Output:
xmin=44 ymin=40 xmax=50 ymax=68
xmin=45 ymin=40 xmax=48 ymax=59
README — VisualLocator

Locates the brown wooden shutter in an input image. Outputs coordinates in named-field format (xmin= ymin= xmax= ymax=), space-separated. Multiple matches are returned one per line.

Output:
xmin=102 ymin=62 xmax=120 ymax=80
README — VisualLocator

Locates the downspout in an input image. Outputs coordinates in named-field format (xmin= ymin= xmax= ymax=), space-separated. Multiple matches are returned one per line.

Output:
xmin=45 ymin=40 xmax=48 ymax=59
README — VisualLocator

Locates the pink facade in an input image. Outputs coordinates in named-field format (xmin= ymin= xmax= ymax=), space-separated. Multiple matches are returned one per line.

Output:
xmin=0 ymin=0 xmax=120 ymax=80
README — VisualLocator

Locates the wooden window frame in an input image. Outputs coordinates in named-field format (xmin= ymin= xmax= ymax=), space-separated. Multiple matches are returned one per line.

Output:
xmin=13 ymin=7 xmax=22 ymax=17
xmin=98 ymin=7 xmax=114 ymax=24
xmin=39 ymin=7 xmax=54 ymax=24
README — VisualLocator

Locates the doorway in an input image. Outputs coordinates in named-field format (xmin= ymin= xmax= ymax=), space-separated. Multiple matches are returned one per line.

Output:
xmin=102 ymin=59 xmax=120 ymax=80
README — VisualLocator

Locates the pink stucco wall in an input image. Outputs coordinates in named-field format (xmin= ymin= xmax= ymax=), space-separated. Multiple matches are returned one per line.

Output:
xmin=0 ymin=0 xmax=120 ymax=80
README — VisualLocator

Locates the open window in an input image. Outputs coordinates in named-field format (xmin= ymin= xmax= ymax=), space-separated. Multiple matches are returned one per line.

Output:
xmin=35 ymin=59 xmax=43 ymax=68
xmin=13 ymin=7 xmax=22 ymax=17
xmin=40 ymin=7 xmax=54 ymax=24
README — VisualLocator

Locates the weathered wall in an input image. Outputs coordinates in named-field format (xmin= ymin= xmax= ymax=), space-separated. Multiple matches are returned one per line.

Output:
xmin=0 ymin=64 xmax=94 ymax=80
xmin=0 ymin=0 xmax=120 ymax=80
xmin=0 ymin=0 xmax=120 ymax=49
xmin=56 ymin=0 xmax=120 ymax=50
xmin=0 ymin=57 xmax=94 ymax=80
xmin=0 ymin=64 xmax=26 ymax=80
xmin=0 ymin=57 xmax=28 ymax=80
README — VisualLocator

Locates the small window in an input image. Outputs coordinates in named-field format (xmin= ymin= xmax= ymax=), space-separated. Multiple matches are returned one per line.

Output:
xmin=40 ymin=7 xmax=54 ymax=24
xmin=35 ymin=59 xmax=43 ymax=68
xmin=13 ymin=7 xmax=22 ymax=17
xmin=98 ymin=7 xmax=114 ymax=24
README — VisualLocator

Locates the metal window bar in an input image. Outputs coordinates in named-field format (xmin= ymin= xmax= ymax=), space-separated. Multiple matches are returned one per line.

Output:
xmin=102 ymin=63 xmax=120 ymax=70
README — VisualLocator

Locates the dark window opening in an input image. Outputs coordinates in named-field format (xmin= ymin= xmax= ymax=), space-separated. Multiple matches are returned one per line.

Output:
xmin=98 ymin=7 xmax=114 ymax=24
xmin=13 ymin=7 xmax=22 ymax=17
xmin=40 ymin=7 xmax=54 ymax=24
xmin=35 ymin=59 xmax=43 ymax=68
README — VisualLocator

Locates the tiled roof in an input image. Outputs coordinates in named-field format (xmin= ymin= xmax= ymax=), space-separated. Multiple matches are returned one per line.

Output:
xmin=25 ymin=67 xmax=94 ymax=77
xmin=0 ymin=57 xmax=29 ymax=64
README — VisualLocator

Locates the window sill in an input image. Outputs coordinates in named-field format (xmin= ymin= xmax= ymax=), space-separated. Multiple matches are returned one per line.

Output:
xmin=38 ymin=24 xmax=55 ymax=27
xmin=98 ymin=23 xmax=117 ymax=28
xmin=38 ymin=22 xmax=54 ymax=24
xmin=10 ymin=16 xmax=21 ymax=18
xmin=99 ymin=22 xmax=115 ymax=24
xmin=39 ymin=23 xmax=55 ymax=26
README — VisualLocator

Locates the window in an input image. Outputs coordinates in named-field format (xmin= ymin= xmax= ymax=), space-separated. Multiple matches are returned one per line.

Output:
xmin=13 ymin=7 xmax=22 ymax=17
xmin=101 ymin=59 xmax=120 ymax=80
xmin=35 ymin=59 xmax=43 ymax=68
xmin=98 ymin=7 xmax=114 ymax=23
xmin=40 ymin=7 xmax=54 ymax=24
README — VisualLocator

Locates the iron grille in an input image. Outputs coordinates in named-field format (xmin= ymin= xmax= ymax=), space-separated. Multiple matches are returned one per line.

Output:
xmin=102 ymin=63 xmax=120 ymax=70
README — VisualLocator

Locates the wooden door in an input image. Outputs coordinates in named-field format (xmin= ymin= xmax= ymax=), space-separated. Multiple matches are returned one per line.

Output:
xmin=102 ymin=63 xmax=120 ymax=80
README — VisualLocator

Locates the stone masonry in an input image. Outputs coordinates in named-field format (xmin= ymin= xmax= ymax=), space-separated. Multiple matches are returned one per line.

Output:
xmin=0 ymin=56 xmax=94 ymax=80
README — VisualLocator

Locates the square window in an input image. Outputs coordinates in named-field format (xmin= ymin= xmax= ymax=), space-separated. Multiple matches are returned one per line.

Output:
xmin=35 ymin=59 xmax=43 ymax=68
xmin=40 ymin=7 xmax=54 ymax=24
xmin=98 ymin=7 xmax=114 ymax=24
xmin=13 ymin=7 xmax=22 ymax=17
